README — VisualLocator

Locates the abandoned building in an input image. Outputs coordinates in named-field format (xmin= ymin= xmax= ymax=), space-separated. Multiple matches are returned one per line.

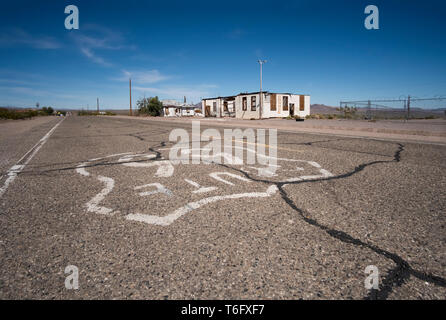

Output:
xmin=201 ymin=92 xmax=310 ymax=119
xmin=161 ymin=98 xmax=202 ymax=117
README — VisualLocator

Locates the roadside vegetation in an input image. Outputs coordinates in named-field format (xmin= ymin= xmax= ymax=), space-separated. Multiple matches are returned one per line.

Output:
xmin=0 ymin=106 xmax=62 ymax=120
xmin=137 ymin=96 xmax=163 ymax=116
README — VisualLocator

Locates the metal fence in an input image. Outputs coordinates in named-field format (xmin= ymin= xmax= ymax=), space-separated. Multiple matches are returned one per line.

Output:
xmin=339 ymin=96 xmax=446 ymax=120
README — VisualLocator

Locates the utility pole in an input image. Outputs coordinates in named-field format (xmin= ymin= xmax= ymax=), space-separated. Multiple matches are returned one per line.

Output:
xmin=97 ymin=98 xmax=99 ymax=113
xmin=258 ymin=59 xmax=267 ymax=119
xmin=366 ymin=100 xmax=371 ymax=120
xmin=129 ymin=78 xmax=133 ymax=116
xmin=407 ymin=95 xmax=411 ymax=120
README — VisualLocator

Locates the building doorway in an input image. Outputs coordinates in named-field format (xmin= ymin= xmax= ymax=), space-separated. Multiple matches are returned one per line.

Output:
xmin=290 ymin=103 xmax=295 ymax=116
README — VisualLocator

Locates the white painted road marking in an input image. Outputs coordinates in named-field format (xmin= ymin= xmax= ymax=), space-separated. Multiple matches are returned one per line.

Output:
xmin=184 ymin=179 xmax=218 ymax=194
xmin=135 ymin=183 xmax=173 ymax=197
xmin=87 ymin=175 xmax=115 ymax=215
xmin=209 ymin=172 xmax=251 ymax=186
xmin=125 ymin=185 xmax=279 ymax=226
xmin=0 ymin=118 xmax=65 ymax=198
xmin=76 ymin=147 xmax=333 ymax=226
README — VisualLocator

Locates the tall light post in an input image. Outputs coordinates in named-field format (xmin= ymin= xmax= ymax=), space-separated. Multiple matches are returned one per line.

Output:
xmin=129 ymin=78 xmax=132 ymax=116
xmin=258 ymin=59 xmax=267 ymax=119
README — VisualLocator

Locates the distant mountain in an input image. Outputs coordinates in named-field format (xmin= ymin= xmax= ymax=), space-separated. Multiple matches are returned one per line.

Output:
xmin=310 ymin=104 xmax=340 ymax=114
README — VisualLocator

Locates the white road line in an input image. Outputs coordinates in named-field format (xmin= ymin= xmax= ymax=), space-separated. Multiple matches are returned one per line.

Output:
xmin=134 ymin=183 xmax=173 ymax=197
xmin=86 ymin=175 xmax=115 ymax=215
xmin=209 ymin=172 xmax=251 ymax=186
xmin=0 ymin=118 xmax=65 ymax=198
xmin=125 ymin=185 xmax=279 ymax=226
xmin=184 ymin=179 xmax=218 ymax=194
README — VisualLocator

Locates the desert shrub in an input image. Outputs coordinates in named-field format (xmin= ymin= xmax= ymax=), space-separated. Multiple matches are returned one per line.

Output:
xmin=41 ymin=106 xmax=54 ymax=115
xmin=0 ymin=108 xmax=40 ymax=120
xmin=138 ymin=96 xmax=162 ymax=116
xmin=78 ymin=110 xmax=99 ymax=116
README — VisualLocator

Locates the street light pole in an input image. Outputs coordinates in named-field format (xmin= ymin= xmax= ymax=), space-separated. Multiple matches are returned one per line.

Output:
xmin=258 ymin=59 xmax=267 ymax=119
xmin=129 ymin=78 xmax=132 ymax=116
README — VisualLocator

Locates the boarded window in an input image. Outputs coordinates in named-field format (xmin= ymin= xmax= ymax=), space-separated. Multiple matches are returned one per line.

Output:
xmin=242 ymin=97 xmax=247 ymax=111
xmin=300 ymin=95 xmax=305 ymax=111
xmin=251 ymin=96 xmax=256 ymax=111
xmin=283 ymin=96 xmax=289 ymax=111
xmin=213 ymin=102 xmax=217 ymax=112
xmin=270 ymin=94 xmax=276 ymax=111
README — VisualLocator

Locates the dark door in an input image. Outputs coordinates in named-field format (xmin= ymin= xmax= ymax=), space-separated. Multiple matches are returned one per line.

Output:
xmin=290 ymin=103 xmax=294 ymax=116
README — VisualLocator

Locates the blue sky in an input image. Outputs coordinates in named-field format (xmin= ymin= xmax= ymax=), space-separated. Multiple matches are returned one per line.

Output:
xmin=0 ymin=0 xmax=445 ymax=109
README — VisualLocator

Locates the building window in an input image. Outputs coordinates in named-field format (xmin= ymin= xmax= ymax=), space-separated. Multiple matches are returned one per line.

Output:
xmin=270 ymin=94 xmax=276 ymax=111
xmin=224 ymin=101 xmax=228 ymax=112
xmin=242 ymin=97 xmax=247 ymax=111
xmin=213 ymin=102 xmax=217 ymax=112
xmin=283 ymin=96 xmax=289 ymax=111
xmin=251 ymin=96 xmax=256 ymax=111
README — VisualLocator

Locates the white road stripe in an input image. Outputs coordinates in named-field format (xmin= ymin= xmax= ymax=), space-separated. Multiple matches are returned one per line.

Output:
xmin=0 ymin=118 xmax=65 ymax=197
xmin=125 ymin=185 xmax=278 ymax=226
xmin=86 ymin=175 xmax=115 ymax=215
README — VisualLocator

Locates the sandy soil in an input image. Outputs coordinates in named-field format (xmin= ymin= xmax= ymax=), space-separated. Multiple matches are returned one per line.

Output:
xmin=110 ymin=116 xmax=446 ymax=145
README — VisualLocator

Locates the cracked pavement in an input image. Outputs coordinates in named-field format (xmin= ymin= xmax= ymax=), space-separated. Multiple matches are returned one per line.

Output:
xmin=0 ymin=115 xmax=445 ymax=299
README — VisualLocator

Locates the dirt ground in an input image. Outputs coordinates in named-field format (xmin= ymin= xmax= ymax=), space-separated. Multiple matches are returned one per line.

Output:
xmin=112 ymin=116 xmax=446 ymax=145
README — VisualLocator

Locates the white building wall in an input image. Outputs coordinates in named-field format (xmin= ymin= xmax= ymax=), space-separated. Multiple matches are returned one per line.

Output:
xmin=292 ymin=95 xmax=310 ymax=118
xmin=203 ymin=93 xmax=310 ymax=119
xmin=235 ymin=94 xmax=261 ymax=119
xmin=262 ymin=94 xmax=310 ymax=118
xmin=163 ymin=106 xmax=178 ymax=117
xmin=202 ymin=98 xmax=222 ymax=117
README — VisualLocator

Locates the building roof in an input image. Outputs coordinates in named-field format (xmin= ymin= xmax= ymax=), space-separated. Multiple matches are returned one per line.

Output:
xmin=202 ymin=91 xmax=309 ymax=100
xmin=202 ymin=95 xmax=237 ymax=100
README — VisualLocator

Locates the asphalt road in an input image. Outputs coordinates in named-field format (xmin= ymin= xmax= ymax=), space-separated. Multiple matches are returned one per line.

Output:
xmin=0 ymin=115 xmax=445 ymax=299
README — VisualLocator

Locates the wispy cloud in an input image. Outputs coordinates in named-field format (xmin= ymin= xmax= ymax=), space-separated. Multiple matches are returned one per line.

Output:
xmin=0 ymin=86 xmax=77 ymax=99
xmin=0 ymin=28 xmax=61 ymax=49
xmin=80 ymin=47 xmax=112 ymax=67
xmin=0 ymin=78 xmax=34 ymax=86
xmin=71 ymin=24 xmax=135 ymax=67
xmin=115 ymin=70 xmax=170 ymax=84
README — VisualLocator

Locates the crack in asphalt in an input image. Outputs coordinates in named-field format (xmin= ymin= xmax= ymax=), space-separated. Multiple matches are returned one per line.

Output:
xmin=7 ymin=120 xmax=445 ymax=299
xmin=211 ymin=142 xmax=446 ymax=299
